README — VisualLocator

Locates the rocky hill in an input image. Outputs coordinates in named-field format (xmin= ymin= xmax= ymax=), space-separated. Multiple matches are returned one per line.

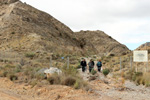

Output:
xmin=0 ymin=0 xmax=129 ymax=56
xmin=0 ymin=0 xmax=87 ymax=55
xmin=136 ymin=42 xmax=150 ymax=51
xmin=75 ymin=30 xmax=130 ymax=56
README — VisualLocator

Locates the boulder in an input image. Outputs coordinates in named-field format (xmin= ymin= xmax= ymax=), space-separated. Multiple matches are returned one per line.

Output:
xmin=44 ymin=67 xmax=62 ymax=78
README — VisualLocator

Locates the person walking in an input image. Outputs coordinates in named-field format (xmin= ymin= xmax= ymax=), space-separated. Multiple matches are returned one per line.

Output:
xmin=88 ymin=59 xmax=95 ymax=72
xmin=80 ymin=59 xmax=87 ymax=72
xmin=97 ymin=59 xmax=102 ymax=72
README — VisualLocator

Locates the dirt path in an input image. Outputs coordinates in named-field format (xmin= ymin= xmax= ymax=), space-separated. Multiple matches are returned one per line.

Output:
xmin=79 ymin=65 xmax=150 ymax=100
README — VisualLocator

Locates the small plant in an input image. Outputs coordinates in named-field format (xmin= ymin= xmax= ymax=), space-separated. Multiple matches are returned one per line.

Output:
xmin=20 ymin=58 xmax=25 ymax=66
xmin=2 ymin=71 xmax=8 ymax=77
xmin=91 ymin=69 xmax=97 ymax=75
xmin=74 ymin=81 xmax=80 ymax=89
xmin=11 ymin=32 xmax=15 ymax=34
xmin=102 ymin=68 xmax=110 ymax=76
xmin=15 ymin=66 xmax=21 ymax=73
xmin=25 ymin=52 xmax=35 ymax=58
xmin=9 ymin=74 xmax=18 ymax=81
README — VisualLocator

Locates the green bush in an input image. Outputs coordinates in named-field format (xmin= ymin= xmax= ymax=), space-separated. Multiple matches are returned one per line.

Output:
xmin=91 ymin=69 xmax=97 ymax=75
xmin=102 ymin=68 xmax=110 ymax=76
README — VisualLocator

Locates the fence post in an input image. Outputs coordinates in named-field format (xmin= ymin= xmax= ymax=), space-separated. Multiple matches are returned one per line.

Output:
xmin=67 ymin=57 xmax=70 ymax=69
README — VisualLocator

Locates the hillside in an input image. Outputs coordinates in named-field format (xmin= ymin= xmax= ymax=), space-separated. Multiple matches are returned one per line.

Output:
xmin=0 ymin=0 xmax=94 ymax=55
xmin=0 ymin=0 xmax=130 ymax=56
xmin=75 ymin=30 xmax=130 ymax=56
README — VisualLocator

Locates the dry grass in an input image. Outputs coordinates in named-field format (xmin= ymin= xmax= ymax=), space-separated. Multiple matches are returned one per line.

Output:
xmin=46 ymin=65 xmax=89 ymax=90
xmin=0 ymin=51 xmax=89 ymax=90
xmin=140 ymin=73 xmax=150 ymax=87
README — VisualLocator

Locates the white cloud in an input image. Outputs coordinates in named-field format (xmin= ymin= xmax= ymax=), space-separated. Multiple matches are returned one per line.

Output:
xmin=20 ymin=0 xmax=150 ymax=50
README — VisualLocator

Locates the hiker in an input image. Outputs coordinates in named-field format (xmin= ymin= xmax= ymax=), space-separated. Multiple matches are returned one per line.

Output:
xmin=80 ymin=59 xmax=87 ymax=72
xmin=88 ymin=59 xmax=95 ymax=72
xmin=97 ymin=59 xmax=102 ymax=72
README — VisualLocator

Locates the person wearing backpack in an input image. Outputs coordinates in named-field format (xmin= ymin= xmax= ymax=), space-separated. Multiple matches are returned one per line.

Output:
xmin=80 ymin=59 xmax=87 ymax=72
xmin=88 ymin=59 xmax=95 ymax=72
xmin=97 ymin=59 xmax=102 ymax=72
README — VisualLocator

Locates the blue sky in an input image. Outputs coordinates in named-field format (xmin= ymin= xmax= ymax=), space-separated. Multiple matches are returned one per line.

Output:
xmin=20 ymin=0 xmax=150 ymax=50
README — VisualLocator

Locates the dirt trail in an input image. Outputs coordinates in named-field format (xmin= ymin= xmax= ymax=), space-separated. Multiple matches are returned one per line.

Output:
xmin=79 ymin=61 xmax=150 ymax=100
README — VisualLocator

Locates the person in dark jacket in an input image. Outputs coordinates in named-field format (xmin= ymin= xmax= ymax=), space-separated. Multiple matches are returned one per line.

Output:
xmin=97 ymin=59 xmax=102 ymax=72
xmin=80 ymin=59 xmax=87 ymax=72
xmin=88 ymin=59 xmax=94 ymax=72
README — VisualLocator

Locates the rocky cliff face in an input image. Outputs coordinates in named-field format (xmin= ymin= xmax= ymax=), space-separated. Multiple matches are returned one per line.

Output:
xmin=0 ymin=0 xmax=129 ymax=56
xmin=75 ymin=30 xmax=130 ymax=56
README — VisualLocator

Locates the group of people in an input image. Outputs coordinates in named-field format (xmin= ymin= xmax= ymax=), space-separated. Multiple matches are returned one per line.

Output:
xmin=80 ymin=59 xmax=102 ymax=73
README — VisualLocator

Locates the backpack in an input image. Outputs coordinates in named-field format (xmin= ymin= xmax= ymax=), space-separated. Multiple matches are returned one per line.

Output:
xmin=97 ymin=62 xmax=102 ymax=67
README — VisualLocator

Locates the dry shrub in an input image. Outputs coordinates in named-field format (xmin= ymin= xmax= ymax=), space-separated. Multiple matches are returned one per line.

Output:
xmin=124 ymin=68 xmax=135 ymax=80
xmin=89 ymin=76 xmax=97 ymax=81
xmin=62 ymin=76 xmax=76 ymax=86
xmin=46 ymin=72 xmax=89 ymax=90
xmin=9 ymin=74 xmax=18 ymax=81
xmin=142 ymin=73 xmax=150 ymax=87
xmin=2 ymin=71 xmax=8 ymax=77
xmin=125 ymin=69 xmax=150 ymax=87
xmin=47 ymin=74 xmax=61 ymax=85
xmin=25 ymin=52 xmax=35 ymax=58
